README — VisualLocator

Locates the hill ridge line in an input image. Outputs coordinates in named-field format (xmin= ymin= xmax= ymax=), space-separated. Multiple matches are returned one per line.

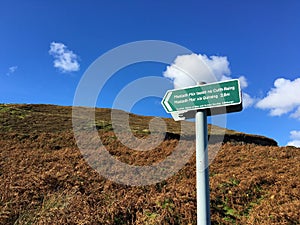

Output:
xmin=0 ymin=103 xmax=277 ymax=146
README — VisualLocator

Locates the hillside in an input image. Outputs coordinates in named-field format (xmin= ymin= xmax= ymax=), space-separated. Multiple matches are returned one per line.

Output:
xmin=0 ymin=104 xmax=299 ymax=224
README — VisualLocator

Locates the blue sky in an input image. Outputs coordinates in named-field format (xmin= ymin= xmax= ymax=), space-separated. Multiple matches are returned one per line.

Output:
xmin=1 ymin=0 xmax=300 ymax=146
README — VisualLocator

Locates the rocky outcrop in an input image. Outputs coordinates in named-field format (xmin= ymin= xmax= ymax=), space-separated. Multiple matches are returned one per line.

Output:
xmin=222 ymin=133 xmax=278 ymax=146
xmin=163 ymin=132 xmax=278 ymax=146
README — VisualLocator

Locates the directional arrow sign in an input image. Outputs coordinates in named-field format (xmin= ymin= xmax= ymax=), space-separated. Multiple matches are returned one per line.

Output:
xmin=162 ymin=79 xmax=242 ymax=115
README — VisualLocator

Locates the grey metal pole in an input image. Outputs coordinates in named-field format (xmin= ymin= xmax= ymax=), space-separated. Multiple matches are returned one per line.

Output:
xmin=195 ymin=109 xmax=211 ymax=224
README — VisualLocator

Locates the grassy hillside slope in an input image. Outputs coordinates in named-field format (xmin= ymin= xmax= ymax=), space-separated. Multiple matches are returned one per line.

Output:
xmin=0 ymin=104 xmax=299 ymax=224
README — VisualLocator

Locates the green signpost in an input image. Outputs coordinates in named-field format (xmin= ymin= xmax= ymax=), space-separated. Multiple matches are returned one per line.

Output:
xmin=162 ymin=79 xmax=242 ymax=114
xmin=162 ymin=79 xmax=243 ymax=225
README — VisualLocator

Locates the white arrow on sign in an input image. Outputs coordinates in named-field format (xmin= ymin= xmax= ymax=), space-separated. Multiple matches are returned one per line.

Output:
xmin=162 ymin=91 xmax=173 ymax=112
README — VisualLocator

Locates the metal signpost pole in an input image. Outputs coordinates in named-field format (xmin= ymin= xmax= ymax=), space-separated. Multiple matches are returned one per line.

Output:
xmin=196 ymin=109 xmax=210 ymax=224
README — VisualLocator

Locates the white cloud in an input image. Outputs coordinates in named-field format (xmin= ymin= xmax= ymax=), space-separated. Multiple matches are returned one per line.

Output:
xmin=163 ymin=54 xmax=230 ymax=88
xmin=238 ymin=75 xmax=248 ymax=89
xmin=242 ymin=92 xmax=255 ymax=108
xmin=6 ymin=66 xmax=18 ymax=76
xmin=290 ymin=130 xmax=300 ymax=139
xmin=163 ymin=53 xmax=255 ymax=108
xmin=256 ymin=78 xmax=300 ymax=118
xmin=290 ymin=106 xmax=300 ymax=119
xmin=287 ymin=130 xmax=300 ymax=147
xmin=49 ymin=42 xmax=80 ymax=73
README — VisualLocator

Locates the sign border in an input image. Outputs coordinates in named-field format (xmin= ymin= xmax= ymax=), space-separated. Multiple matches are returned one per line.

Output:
xmin=161 ymin=79 xmax=242 ymax=114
